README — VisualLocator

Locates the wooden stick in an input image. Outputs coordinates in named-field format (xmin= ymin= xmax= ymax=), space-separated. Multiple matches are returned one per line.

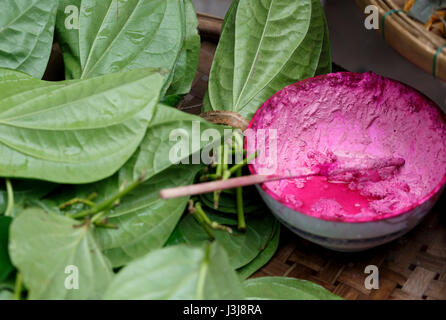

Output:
xmin=159 ymin=157 xmax=405 ymax=199
xmin=159 ymin=173 xmax=312 ymax=199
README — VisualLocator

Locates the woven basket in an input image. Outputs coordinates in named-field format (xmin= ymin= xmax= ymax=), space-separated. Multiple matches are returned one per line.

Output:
xmin=188 ymin=12 xmax=446 ymax=300
xmin=356 ymin=0 xmax=446 ymax=82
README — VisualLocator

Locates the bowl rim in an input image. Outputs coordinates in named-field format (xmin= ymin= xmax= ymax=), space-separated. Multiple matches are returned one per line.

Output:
xmin=246 ymin=71 xmax=446 ymax=224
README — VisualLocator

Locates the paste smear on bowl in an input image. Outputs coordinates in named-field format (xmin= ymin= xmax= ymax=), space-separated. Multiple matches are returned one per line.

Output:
xmin=248 ymin=72 xmax=446 ymax=222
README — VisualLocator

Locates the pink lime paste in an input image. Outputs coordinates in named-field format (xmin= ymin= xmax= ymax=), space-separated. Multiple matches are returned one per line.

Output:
xmin=248 ymin=72 xmax=446 ymax=222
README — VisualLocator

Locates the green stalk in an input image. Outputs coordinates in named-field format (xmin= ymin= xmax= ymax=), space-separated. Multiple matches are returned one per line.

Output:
xmin=90 ymin=211 xmax=107 ymax=224
xmin=236 ymin=167 xmax=246 ymax=232
xmin=229 ymin=151 xmax=258 ymax=175
xmin=232 ymin=131 xmax=244 ymax=164
xmin=232 ymin=148 xmax=247 ymax=155
xmin=195 ymin=202 xmax=213 ymax=225
xmin=13 ymin=272 xmax=22 ymax=300
xmin=214 ymin=170 xmax=231 ymax=209
xmin=69 ymin=172 xmax=146 ymax=220
xmin=94 ymin=220 xmax=118 ymax=229
xmin=114 ymin=180 xmax=127 ymax=207
xmin=195 ymin=202 xmax=232 ymax=233
xmin=196 ymin=244 xmax=210 ymax=300
xmin=214 ymin=142 xmax=232 ymax=209
xmin=213 ymin=193 xmax=219 ymax=209
xmin=59 ymin=198 xmax=96 ymax=210
xmin=190 ymin=201 xmax=215 ymax=240
xmin=209 ymin=220 xmax=233 ymax=234
xmin=5 ymin=179 xmax=14 ymax=217
xmin=222 ymin=142 xmax=229 ymax=172
xmin=214 ymin=145 xmax=223 ymax=208
xmin=190 ymin=201 xmax=232 ymax=237
xmin=199 ymin=174 xmax=221 ymax=182
xmin=215 ymin=145 xmax=222 ymax=176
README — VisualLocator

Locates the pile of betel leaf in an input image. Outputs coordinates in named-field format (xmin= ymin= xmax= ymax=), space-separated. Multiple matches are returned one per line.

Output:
xmin=0 ymin=0 xmax=340 ymax=300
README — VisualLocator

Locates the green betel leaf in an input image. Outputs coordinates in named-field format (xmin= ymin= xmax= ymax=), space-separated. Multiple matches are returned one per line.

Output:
xmin=0 ymin=0 xmax=58 ymax=78
xmin=243 ymin=0 xmax=329 ymax=112
xmin=55 ymin=105 xmax=226 ymax=267
xmin=0 ymin=179 xmax=55 ymax=206
xmin=0 ymin=290 xmax=13 ymax=300
xmin=178 ymin=212 xmax=276 ymax=269
xmin=205 ymin=0 xmax=331 ymax=120
xmin=231 ymin=0 xmax=311 ymax=114
xmin=243 ymin=277 xmax=342 ymax=300
xmin=0 ymin=216 xmax=13 ymax=283
xmin=167 ymin=0 xmax=201 ymax=96
xmin=95 ymin=165 xmax=203 ymax=267
xmin=0 ymin=68 xmax=165 ymax=184
xmin=103 ymin=242 xmax=245 ymax=300
xmin=56 ymin=0 xmax=185 ymax=81
xmin=0 ymin=179 xmax=57 ymax=216
xmin=203 ymin=0 xmax=239 ymax=115
xmin=0 ymin=69 xmax=33 ymax=81
xmin=56 ymin=0 xmax=82 ymax=79
xmin=9 ymin=208 xmax=113 ymax=299
xmin=0 ymin=277 xmax=14 ymax=301
xmin=119 ymin=104 xmax=227 ymax=184
xmin=237 ymin=222 xmax=280 ymax=280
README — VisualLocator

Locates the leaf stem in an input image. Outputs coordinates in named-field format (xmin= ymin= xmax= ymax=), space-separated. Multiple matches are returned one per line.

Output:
xmin=94 ymin=219 xmax=118 ymax=229
xmin=194 ymin=202 xmax=212 ymax=225
xmin=196 ymin=244 xmax=210 ymax=300
xmin=69 ymin=172 xmax=146 ymax=220
xmin=114 ymin=180 xmax=127 ymax=207
xmin=189 ymin=200 xmax=215 ymax=240
xmin=214 ymin=145 xmax=223 ymax=208
xmin=196 ymin=202 xmax=232 ymax=234
xmin=5 ymin=179 xmax=14 ymax=217
xmin=90 ymin=211 xmax=107 ymax=224
xmin=199 ymin=174 xmax=221 ymax=182
xmin=13 ymin=272 xmax=23 ymax=300
xmin=236 ymin=167 xmax=246 ymax=232
xmin=215 ymin=145 xmax=222 ymax=176
xmin=189 ymin=200 xmax=232 ymax=239
xmin=229 ymin=151 xmax=258 ymax=175
xmin=214 ymin=170 xmax=231 ymax=209
xmin=222 ymin=142 xmax=229 ymax=172
xmin=215 ymin=142 xmax=233 ymax=209
xmin=232 ymin=148 xmax=246 ymax=155
xmin=232 ymin=131 xmax=245 ymax=162
xmin=59 ymin=198 xmax=96 ymax=210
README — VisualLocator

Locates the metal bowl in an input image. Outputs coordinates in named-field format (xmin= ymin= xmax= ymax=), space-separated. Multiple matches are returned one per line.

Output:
xmin=247 ymin=72 xmax=446 ymax=252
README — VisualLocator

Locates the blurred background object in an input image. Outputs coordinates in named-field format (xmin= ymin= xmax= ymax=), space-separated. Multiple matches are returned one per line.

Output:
xmin=192 ymin=0 xmax=446 ymax=111
xmin=193 ymin=0 xmax=232 ymax=16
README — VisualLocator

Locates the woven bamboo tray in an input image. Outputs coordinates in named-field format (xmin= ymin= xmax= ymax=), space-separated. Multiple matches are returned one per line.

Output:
xmin=356 ymin=0 xmax=446 ymax=82
xmin=186 ymin=12 xmax=446 ymax=300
